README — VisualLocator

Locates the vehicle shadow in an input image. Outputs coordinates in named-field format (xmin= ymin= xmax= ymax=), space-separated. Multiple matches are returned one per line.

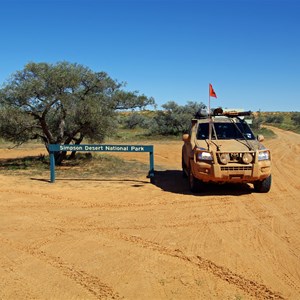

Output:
xmin=153 ymin=170 xmax=253 ymax=196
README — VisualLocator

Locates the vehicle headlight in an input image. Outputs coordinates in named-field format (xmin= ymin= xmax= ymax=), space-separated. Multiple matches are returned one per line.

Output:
xmin=258 ymin=150 xmax=270 ymax=161
xmin=219 ymin=153 xmax=230 ymax=165
xmin=196 ymin=151 xmax=213 ymax=161
xmin=242 ymin=153 xmax=253 ymax=164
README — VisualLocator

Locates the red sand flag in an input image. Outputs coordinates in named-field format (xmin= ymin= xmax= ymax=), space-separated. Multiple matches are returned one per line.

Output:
xmin=209 ymin=84 xmax=217 ymax=98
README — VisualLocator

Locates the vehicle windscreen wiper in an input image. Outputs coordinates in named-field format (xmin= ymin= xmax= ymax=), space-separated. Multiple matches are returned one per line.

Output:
xmin=206 ymin=122 xmax=221 ymax=151
xmin=230 ymin=119 xmax=253 ymax=150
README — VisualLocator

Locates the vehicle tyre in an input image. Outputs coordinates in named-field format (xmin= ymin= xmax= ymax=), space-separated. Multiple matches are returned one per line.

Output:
xmin=254 ymin=175 xmax=271 ymax=193
xmin=189 ymin=170 xmax=204 ymax=193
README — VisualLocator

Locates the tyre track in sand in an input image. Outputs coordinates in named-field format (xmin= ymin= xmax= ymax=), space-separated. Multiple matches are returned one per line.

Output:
xmin=265 ymin=126 xmax=300 ymax=196
xmin=114 ymin=231 xmax=285 ymax=299
xmin=0 ymin=237 xmax=120 ymax=300
xmin=206 ymin=198 xmax=300 ymax=296
xmin=0 ymin=248 xmax=40 ymax=299
xmin=60 ymin=222 xmax=284 ymax=300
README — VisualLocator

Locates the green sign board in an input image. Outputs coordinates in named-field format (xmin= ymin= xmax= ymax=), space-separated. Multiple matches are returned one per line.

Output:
xmin=49 ymin=144 xmax=153 ymax=153
xmin=48 ymin=144 xmax=154 ymax=183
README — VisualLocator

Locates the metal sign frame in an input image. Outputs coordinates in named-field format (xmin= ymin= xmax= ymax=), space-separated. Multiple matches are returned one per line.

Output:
xmin=48 ymin=144 xmax=154 ymax=183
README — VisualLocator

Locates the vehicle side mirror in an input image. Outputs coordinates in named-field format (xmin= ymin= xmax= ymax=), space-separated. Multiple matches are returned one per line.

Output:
xmin=182 ymin=134 xmax=190 ymax=142
xmin=257 ymin=134 xmax=264 ymax=142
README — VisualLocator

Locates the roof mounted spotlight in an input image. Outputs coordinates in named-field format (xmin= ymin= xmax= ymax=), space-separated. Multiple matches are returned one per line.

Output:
xmin=212 ymin=107 xmax=223 ymax=116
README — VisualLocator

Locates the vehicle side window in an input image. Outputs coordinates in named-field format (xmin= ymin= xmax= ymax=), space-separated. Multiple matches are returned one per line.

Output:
xmin=196 ymin=123 xmax=209 ymax=139
xmin=196 ymin=123 xmax=217 ymax=139
xmin=240 ymin=123 xmax=255 ymax=139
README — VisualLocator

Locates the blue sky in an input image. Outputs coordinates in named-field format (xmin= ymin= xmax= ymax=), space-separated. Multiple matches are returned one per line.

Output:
xmin=0 ymin=0 xmax=299 ymax=112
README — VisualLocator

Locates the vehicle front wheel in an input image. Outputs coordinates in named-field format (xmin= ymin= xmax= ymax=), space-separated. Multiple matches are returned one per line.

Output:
xmin=253 ymin=175 xmax=272 ymax=193
xmin=189 ymin=170 xmax=204 ymax=193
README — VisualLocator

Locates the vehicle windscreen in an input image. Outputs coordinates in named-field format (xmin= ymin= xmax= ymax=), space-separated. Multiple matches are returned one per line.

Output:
xmin=196 ymin=122 xmax=255 ymax=140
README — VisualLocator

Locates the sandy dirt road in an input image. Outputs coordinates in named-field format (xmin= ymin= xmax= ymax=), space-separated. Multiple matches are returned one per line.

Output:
xmin=0 ymin=127 xmax=299 ymax=299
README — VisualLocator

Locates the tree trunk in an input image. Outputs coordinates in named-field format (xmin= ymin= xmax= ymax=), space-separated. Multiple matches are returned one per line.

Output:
xmin=54 ymin=151 xmax=67 ymax=165
xmin=69 ymin=134 xmax=84 ymax=160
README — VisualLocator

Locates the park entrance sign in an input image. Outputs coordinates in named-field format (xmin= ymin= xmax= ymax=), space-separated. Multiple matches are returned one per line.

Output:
xmin=48 ymin=144 xmax=155 ymax=183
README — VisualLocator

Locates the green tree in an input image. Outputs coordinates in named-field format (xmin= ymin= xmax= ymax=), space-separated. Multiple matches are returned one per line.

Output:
xmin=122 ymin=112 xmax=148 ymax=129
xmin=150 ymin=101 xmax=206 ymax=135
xmin=291 ymin=112 xmax=300 ymax=125
xmin=0 ymin=62 xmax=154 ymax=163
xmin=251 ymin=112 xmax=264 ymax=130
xmin=265 ymin=114 xmax=284 ymax=124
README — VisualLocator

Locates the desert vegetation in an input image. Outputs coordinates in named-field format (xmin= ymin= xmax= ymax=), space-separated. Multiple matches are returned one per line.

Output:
xmin=0 ymin=61 xmax=298 ymax=169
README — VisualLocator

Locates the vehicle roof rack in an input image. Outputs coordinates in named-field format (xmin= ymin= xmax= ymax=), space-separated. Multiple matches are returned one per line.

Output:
xmin=222 ymin=110 xmax=252 ymax=117
xmin=194 ymin=107 xmax=252 ymax=119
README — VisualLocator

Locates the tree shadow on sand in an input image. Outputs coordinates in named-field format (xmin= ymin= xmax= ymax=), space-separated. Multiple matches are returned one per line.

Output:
xmin=0 ymin=155 xmax=47 ymax=169
xmin=31 ymin=177 xmax=150 ymax=187
xmin=153 ymin=170 xmax=254 ymax=196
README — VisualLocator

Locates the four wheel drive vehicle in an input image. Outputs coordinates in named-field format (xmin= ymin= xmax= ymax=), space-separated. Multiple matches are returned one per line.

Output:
xmin=182 ymin=109 xmax=271 ymax=193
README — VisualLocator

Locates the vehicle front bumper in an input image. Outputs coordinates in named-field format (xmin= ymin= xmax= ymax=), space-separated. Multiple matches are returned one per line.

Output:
xmin=191 ymin=160 xmax=271 ymax=183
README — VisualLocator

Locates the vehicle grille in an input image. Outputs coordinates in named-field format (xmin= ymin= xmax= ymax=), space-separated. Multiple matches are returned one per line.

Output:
xmin=217 ymin=151 xmax=255 ymax=164
xmin=221 ymin=166 xmax=253 ymax=171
